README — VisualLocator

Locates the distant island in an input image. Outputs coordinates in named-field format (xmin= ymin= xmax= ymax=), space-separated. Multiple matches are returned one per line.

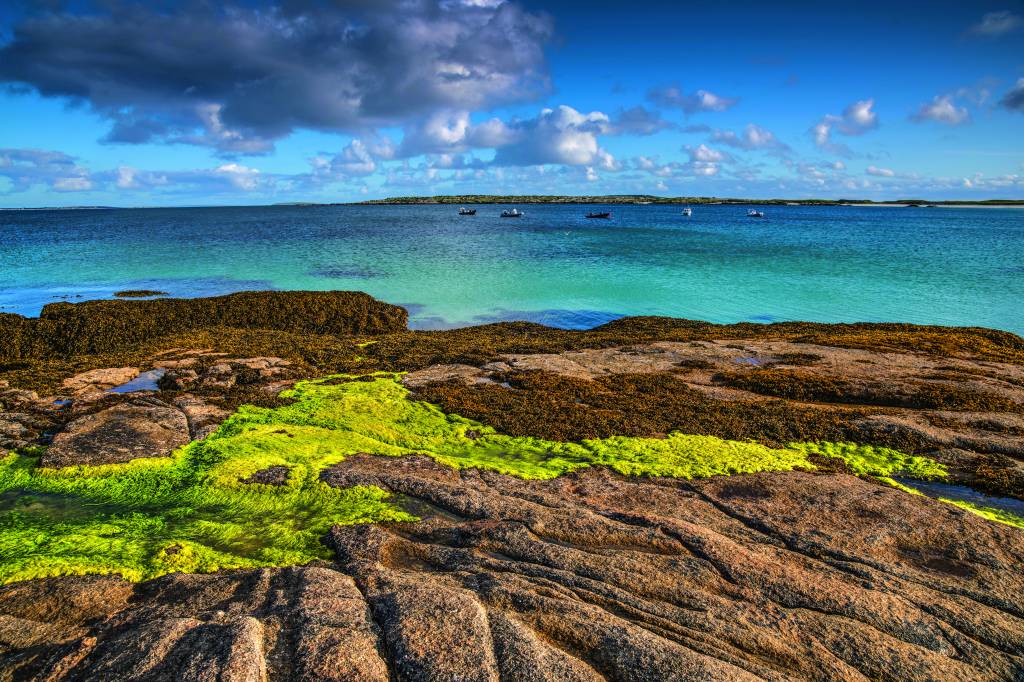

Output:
xmin=354 ymin=195 xmax=1024 ymax=207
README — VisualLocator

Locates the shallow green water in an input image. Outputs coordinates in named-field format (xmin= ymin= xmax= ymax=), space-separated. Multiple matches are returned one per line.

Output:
xmin=1 ymin=203 xmax=1022 ymax=332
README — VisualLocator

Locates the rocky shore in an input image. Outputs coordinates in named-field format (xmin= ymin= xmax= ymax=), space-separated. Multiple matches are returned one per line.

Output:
xmin=1 ymin=291 xmax=1023 ymax=680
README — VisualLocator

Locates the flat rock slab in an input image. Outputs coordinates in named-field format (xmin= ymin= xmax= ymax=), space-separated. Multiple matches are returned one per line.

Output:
xmin=61 ymin=367 xmax=139 ymax=393
xmin=5 ymin=461 xmax=1021 ymax=681
xmin=41 ymin=399 xmax=190 ymax=467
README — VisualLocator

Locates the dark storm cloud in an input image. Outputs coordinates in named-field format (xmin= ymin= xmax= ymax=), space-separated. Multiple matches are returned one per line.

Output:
xmin=1001 ymin=79 xmax=1024 ymax=112
xmin=0 ymin=1 xmax=554 ymax=153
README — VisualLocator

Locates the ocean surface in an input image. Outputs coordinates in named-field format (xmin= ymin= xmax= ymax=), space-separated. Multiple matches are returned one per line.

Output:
xmin=1 ymin=203 xmax=1022 ymax=333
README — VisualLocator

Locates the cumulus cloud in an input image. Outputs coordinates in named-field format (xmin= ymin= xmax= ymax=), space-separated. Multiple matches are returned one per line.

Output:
xmin=911 ymin=95 xmax=970 ymax=125
xmin=492 ymin=105 xmax=615 ymax=167
xmin=398 ymin=110 xmax=517 ymax=156
xmin=1000 ymin=78 xmax=1024 ymax=112
xmin=712 ymin=124 xmax=789 ymax=154
xmin=865 ymin=165 xmax=895 ymax=177
xmin=683 ymin=144 xmax=729 ymax=176
xmin=968 ymin=11 xmax=1022 ymax=37
xmin=647 ymin=85 xmax=739 ymax=115
xmin=811 ymin=99 xmax=879 ymax=155
xmin=0 ymin=1 xmax=554 ymax=153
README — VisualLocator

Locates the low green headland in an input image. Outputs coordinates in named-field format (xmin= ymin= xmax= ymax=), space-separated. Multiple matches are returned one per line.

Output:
xmin=355 ymin=195 xmax=1024 ymax=206
xmin=1 ymin=373 xmax=1016 ymax=586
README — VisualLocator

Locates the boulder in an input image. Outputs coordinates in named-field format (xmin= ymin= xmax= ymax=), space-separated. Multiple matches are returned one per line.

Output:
xmin=61 ymin=367 xmax=138 ymax=393
xmin=41 ymin=398 xmax=190 ymax=467
xmin=0 ymin=413 xmax=39 ymax=450
xmin=173 ymin=395 xmax=229 ymax=440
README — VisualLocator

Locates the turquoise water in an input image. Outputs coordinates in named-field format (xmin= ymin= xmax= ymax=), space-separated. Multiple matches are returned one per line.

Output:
xmin=1 ymin=204 xmax=1022 ymax=333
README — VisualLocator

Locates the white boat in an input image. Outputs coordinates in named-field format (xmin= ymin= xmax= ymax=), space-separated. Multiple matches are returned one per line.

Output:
xmin=747 ymin=209 xmax=765 ymax=218
xmin=681 ymin=207 xmax=692 ymax=216
xmin=501 ymin=208 xmax=523 ymax=218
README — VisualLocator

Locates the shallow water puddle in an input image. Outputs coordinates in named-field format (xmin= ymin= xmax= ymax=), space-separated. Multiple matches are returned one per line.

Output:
xmin=108 ymin=368 xmax=166 ymax=393
xmin=895 ymin=478 xmax=1024 ymax=517
xmin=0 ymin=488 xmax=130 ymax=522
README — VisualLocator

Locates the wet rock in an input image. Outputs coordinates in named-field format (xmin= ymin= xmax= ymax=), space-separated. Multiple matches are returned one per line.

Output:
xmin=41 ymin=398 xmax=190 ymax=467
xmin=240 ymin=465 xmax=291 ymax=486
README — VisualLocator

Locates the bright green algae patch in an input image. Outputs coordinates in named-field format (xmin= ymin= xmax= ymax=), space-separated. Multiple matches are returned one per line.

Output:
xmin=0 ymin=374 xmax=1015 ymax=585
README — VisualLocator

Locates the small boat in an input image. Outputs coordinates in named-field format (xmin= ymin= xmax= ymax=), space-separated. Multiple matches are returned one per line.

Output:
xmin=747 ymin=209 xmax=765 ymax=218
xmin=458 ymin=207 xmax=476 ymax=215
xmin=501 ymin=208 xmax=523 ymax=218
xmin=585 ymin=212 xmax=611 ymax=219
xmin=681 ymin=207 xmax=692 ymax=217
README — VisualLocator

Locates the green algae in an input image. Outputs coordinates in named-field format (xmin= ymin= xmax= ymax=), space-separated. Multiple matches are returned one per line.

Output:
xmin=787 ymin=441 xmax=948 ymax=480
xmin=0 ymin=374 xmax=1015 ymax=585
xmin=938 ymin=500 xmax=1024 ymax=529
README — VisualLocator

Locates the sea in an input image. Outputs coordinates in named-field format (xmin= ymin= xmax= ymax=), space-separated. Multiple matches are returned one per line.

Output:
xmin=1 ymin=203 xmax=1022 ymax=334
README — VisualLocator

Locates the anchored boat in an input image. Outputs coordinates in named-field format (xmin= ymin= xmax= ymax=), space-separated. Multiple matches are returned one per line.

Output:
xmin=501 ymin=208 xmax=523 ymax=218
xmin=458 ymin=207 xmax=476 ymax=215
xmin=747 ymin=209 xmax=765 ymax=218
xmin=586 ymin=212 xmax=611 ymax=219
xmin=682 ymin=207 xmax=692 ymax=216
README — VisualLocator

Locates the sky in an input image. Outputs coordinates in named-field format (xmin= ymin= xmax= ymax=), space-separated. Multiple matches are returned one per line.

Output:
xmin=0 ymin=0 xmax=1023 ymax=207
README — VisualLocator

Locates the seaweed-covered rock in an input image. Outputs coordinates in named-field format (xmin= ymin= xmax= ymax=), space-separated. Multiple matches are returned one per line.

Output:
xmin=42 ymin=398 xmax=190 ymax=467
xmin=0 ymin=291 xmax=408 ymax=361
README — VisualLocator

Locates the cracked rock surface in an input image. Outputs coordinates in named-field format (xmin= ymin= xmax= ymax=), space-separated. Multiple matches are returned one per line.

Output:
xmin=2 ymin=456 xmax=1022 ymax=681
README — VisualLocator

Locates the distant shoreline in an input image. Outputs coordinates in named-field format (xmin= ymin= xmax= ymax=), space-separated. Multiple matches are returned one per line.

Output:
xmin=355 ymin=195 xmax=1024 ymax=207
xmin=3 ymin=197 xmax=1024 ymax=211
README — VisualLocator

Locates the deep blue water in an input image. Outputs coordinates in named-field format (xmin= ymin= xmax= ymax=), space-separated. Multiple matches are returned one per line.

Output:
xmin=1 ymin=203 xmax=1022 ymax=333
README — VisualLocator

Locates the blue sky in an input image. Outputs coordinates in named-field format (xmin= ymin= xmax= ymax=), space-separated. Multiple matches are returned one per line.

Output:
xmin=1 ymin=0 xmax=1022 ymax=206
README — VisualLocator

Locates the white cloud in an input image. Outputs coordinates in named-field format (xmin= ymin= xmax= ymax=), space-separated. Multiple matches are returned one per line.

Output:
xmin=911 ymin=95 xmax=970 ymax=125
xmin=691 ymin=143 xmax=726 ymax=163
xmin=683 ymin=144 xmax=729 ymax=176
xmin=493 ymin=105 xmax=614 ymax=167
xmin=811 ymin=99 xmax=879 ymax=155
xmin=647 ymin=85 xmax=739 ymax=114
xmin=866 ymin=165 xmax=895 ymax=177
xmin=115 ymin=166 xmax=138 ymax=189
xmin=214 ymin=163 xmax=260 ymax=190
xmin=52 ymin=176 xmax=94 ymax=191
xmin=968 ymin=11 xmax=1022 ymax=37
xmin=713 ymin=123 xmax=789 ymax=153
